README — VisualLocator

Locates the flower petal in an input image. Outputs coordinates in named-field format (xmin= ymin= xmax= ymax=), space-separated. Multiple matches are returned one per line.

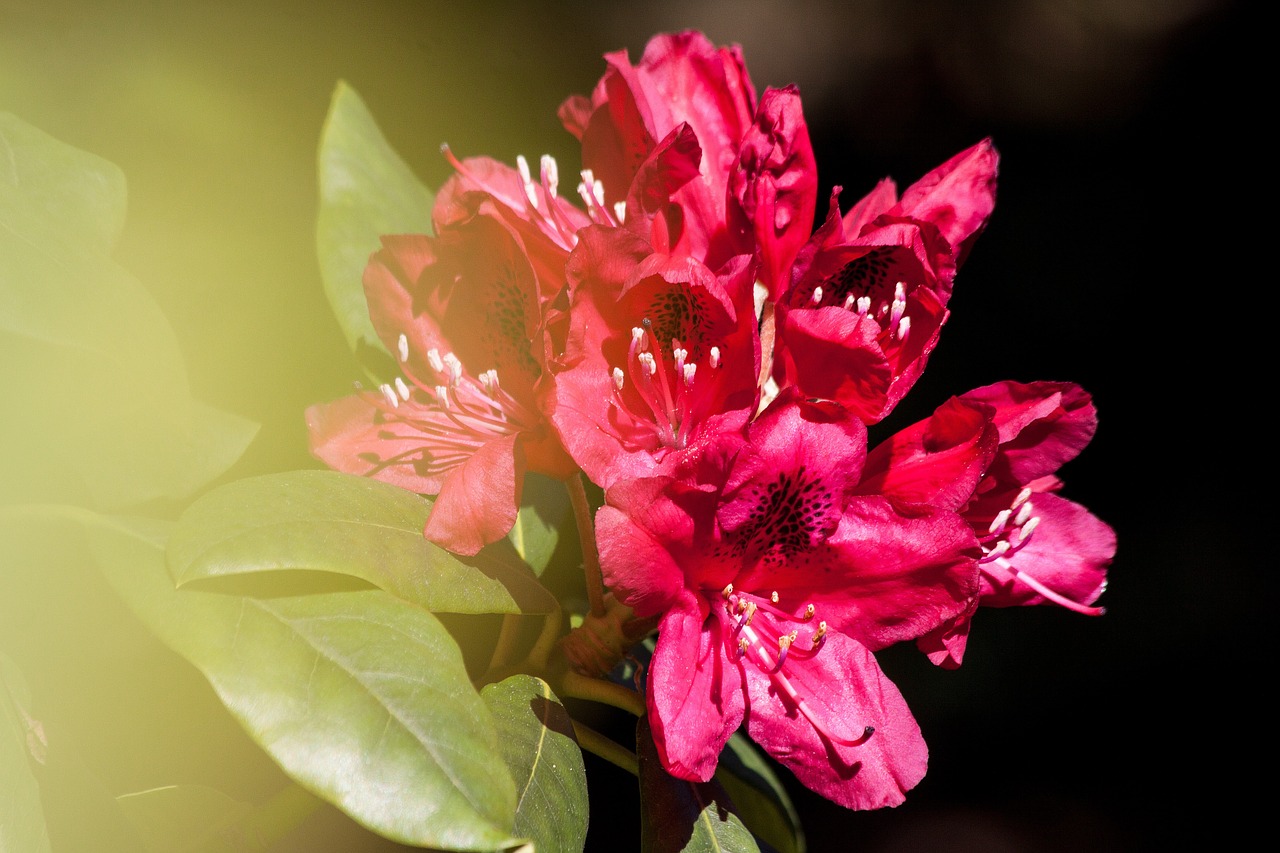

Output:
xmin=743 ymin=631 xmax=927 ymax=810
xmin=646 ymin=592 xmax=746 ymax=782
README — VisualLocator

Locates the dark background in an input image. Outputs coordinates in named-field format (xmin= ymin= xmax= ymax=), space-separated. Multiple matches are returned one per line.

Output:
xmin=1 ymin=1 xmax=1260 ymax=850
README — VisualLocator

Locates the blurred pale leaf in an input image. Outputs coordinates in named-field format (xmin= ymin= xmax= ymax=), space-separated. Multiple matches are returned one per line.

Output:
xmin=316 ymin=80 xmax=434 ymax=367
xmin=0 ymin=112 xmax=257 ymax=510
xmin=1 ymin=652 xmax=52 ymax=853
xmin=116 ymin=785 xmax=254 ymax=853
xmin=167 ymin=469 xmax=556 ymax=615
xmin=482 ymin=675 xmax=588 ymax=853
xmin=715 ymin=734 xmax=803 ymax=853
xmin=27 ymin=507 xmax=525 ymax=851
xmin=638 ymin=717 xmax=762 ymax=853
xmin=506 ymin=473 xmax=572 ymax=577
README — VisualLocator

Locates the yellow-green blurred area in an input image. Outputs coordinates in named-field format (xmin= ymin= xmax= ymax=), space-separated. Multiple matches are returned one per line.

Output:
xmin=0 ymin=1 xmax=1259 ymax=851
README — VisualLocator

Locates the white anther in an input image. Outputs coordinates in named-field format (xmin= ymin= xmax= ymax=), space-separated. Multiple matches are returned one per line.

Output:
xmin=394 ymin=377 xmax=411 ymax=401
xmin=631 ymin=327 xmax=649 ymax=351
xmin=673 ymin=346 xmax=687 ymax=368
xmin=683 ymin=363 xmax=697 ymax=386
xmin=638 ymin=352 xmax=657 ymax=377
xmin=770 ymin=591 xmax=779 ymax=603
xmin=710 ymin=346 xmax=721 ymax=369
xmin=517 ymin=155 xmax=538 ymax=208
xmin=856 ymin=296 xmax=871 ymax=316
xmin=1012 ymin=487 xmax=1033 ymax=509
xmin=985 ymin=540 xmax=1011 ymax=559
xmin=1017 ymin=516 xmax=1041 ymax=542
xmin=379 ymin=383 xmax=399 ymax=409
xmin=896 ymin=315 xmax=911 ymax=341
xmin=435 ymin=385 xmax=450 ymax=408
xmin=1014 ymin=500 xmax=1035 ymax=527
xmin=811 ymin=286 xmax=824 ymax=305
xmin=540 ymin=154 xmax=558 ymax=197
xmin=592 ymin=179 xmax=605 ymax=206
xmin=614 ymin=200 xmax=627 ymax=222
xmin=989 ymin=509 xmax=1012 ymax=535
xmin=894 ymin=281 xmax=906 ymax=302
xmin=481 ymin=369 xmax=500 ymax=394
xmin=427 ymin=348 xmax=445 ymax=374
xmin=612 ymin=367 xmax=625 ymax=390
xmin=397 ymin=334 xmax=410 ymax=363
xmin=843 ymin=294 xmax=857 ymax=310
xmin=442 ymin=352 xmax=463 ymax=384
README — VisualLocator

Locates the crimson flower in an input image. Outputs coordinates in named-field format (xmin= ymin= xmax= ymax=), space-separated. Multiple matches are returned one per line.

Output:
xmin=595 ymin=392 xmax=979 ymax=809
xmin=559 ymin=30 xmax=817 ymax=296
xmin=770 ymin=140 xmax=999 ymax=424
xmin=306 ymin=181 xmax=577 ymax=555
xmin=547 ymin=224 xmax=761 ymax=490
xmin=858 ymin=380 xmax=1115 ymax=667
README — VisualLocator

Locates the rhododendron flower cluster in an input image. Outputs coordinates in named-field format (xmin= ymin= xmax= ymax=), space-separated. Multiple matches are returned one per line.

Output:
xmin=306 ymin=30 xmax=1114 ymax=813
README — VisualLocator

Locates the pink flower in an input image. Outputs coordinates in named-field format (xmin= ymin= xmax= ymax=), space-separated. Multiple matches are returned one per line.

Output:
xmin=306 ymin=186 xmax=576 ymax=555
xmin=771 ymin=140 xmax=999 ymax=424
xmin=547 ymin=224 xmax=761 ymax=490
xmin=858 ymin=380 xmax=1115 ymax=667
xmin=560 ymin=31 xmax=817 ymax=296
xmin=596 ymin=393 xmax=979 ymax=809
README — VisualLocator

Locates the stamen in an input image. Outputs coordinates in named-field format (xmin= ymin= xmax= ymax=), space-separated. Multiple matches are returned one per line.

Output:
xmin=811 ymin=285 xmax=824 ymax=305
xmin=896 ymin=316 xmax=910 ymax=342
xmin=770 ymin=591 xmax=779 ymax=604
xmin=379 ymin=384 xmax=399 ymax=409
xmin=710 ymin=347 xmax=721 ymax=369
xmin=427 ymin=348 xmax=445 ymax=374
xmin=856 ymin=296 xmax=871 ymax=316
xmin=803 ymin=603 xmax=815 ymax=620
xmin=1014 ymin=500 xmax=1035 ymax=527
xmin=540 ymin=154 xmax=558 ymax=198
xmin=397 ymin=334 xmax=409 ymax=363
xmin=682 ymin=363 xmax=697 ymax=386
xmin=612 ymin=367 xmax=625 ymax=390
xmin=614 ymin=200 xmax=626 ymax=223
xmin=435 ymin=385 xmax=450 ymax=408
xmin=1012 ymin=487 xmax=1033 ymax=509
xmin=517 ymin=154 xmax=538 ymax=208
xmin=843 ymin=294 xmax=856 ymax=310
xmin=394 ymin=377 xmax=411 ymax=401
xmin=988 ymin=509 xmax=1012 ymax=536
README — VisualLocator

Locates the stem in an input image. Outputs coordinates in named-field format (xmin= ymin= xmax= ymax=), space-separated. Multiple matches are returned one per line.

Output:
xmin=486 ymin=614 xmax=523 ymax=673
xmin=526 ymin=603 xmax=563 ymax=673
xmin=572 ymin=720 xmax=639 ymax=777
xmin=557 ymin=669 xmax=646 ymax=717
xmin=566 ymin=471 xmax=606 ymax=618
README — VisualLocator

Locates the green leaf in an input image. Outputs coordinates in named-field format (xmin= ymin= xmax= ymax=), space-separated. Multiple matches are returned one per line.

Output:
xmin=0 ymin=112 xmax=257 ymax=510
xmin=506 ymin=474 xmax=572 ymax=577
xmin=715 ymin=734 xmax=804 ymax=853
xmin=43 ymin=507 xmax=523 ymax=852
xmin=315 ymin=80 xmax=434 ymax=367
xmin=1 ymin=652 xmax=52 ymax=853
xmin=638 ymin=717 xmax=761 ymax=853
xmin=115 ymin=785 xmax=254 ymax=853
xmin=167 ymin=469 xmax=555 ymax=615
xmin=481 ymin=675 xmax=588 ymax=853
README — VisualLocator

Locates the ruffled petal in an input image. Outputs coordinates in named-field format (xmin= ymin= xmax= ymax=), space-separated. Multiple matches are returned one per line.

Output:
xmin=743 ymin=631 xmax=927 ymax=810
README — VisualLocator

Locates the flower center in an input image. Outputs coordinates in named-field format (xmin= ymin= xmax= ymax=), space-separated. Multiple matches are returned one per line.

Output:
xmin=976 ymin=487 xmax=1106 ymax=616
xmin=607 ymin=319 xmax=724 ymax=450
xmin=717 ymin=584 xmax=874 ymax=748
xmin=360 ymin=334 xmax=539 ymax=477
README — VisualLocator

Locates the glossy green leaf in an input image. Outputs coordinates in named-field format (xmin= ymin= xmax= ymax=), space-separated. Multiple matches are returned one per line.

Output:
xmin=116 ymin=785 xmax=254 ymax=853
xmin=316 ymin=80 xmax=434 ymax=365
xmin=638 ymin=717 xmax=761 ymax=853
xmin=482 ymin=675 xmax=588 ymax=853
xmin=714 ymin=734 xmax=804 ymax=853
xmin=53 ymin=508 xmax=523 ymax=851
xmin=0 ymin=112 xmax=257 ymax=510
xmin=506 ymin=474 xmax=573 ymax=576
xmin=167 ymin=469 xmax=555 ymax=615
xmin=1 ymin=652 xmax=52 ymax=853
